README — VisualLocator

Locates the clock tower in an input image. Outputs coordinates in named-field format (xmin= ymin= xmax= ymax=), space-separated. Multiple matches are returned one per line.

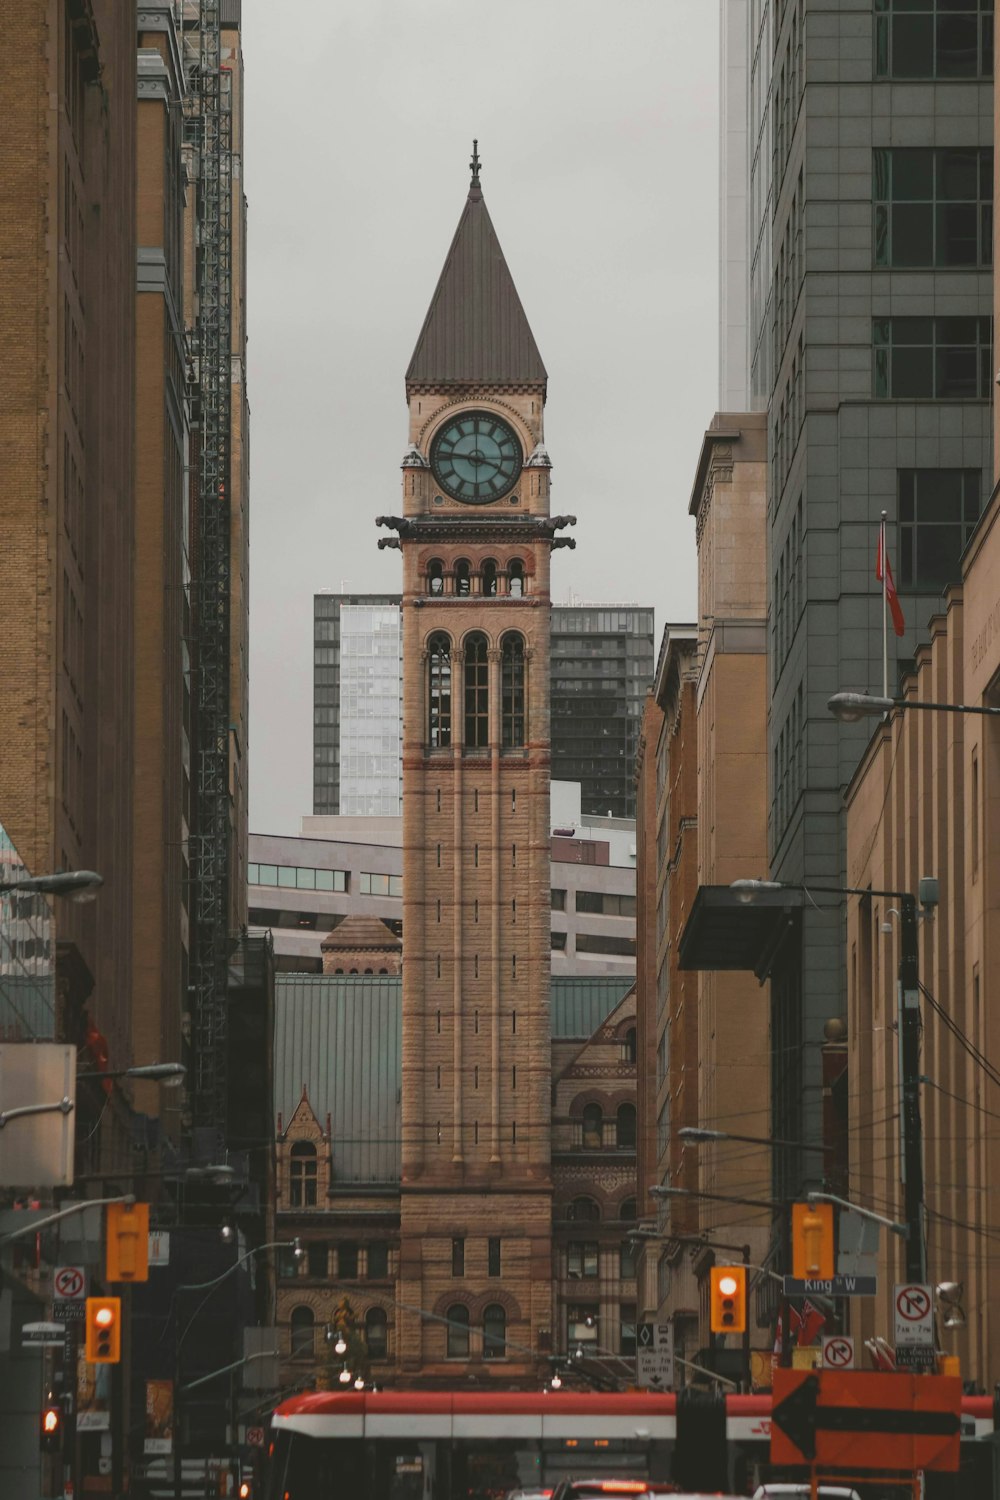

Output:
xmin=378 ymin=146 xmax=573 ymax=1380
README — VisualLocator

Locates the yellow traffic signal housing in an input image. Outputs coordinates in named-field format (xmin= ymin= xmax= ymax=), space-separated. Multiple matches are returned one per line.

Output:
xmin=791 ymin=1201 xmax=834 ymax=1280
xmin=106 ymin=1202 xmax=149 ymax=1282
xmin=85 ymin=1296 xmax=122 ymax=1363
xmin=709 ymin=1265 xmax=747 ymax=1334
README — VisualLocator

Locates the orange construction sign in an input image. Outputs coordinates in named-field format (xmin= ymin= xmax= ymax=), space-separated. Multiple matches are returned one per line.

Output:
xmin=770 ymin=1368 xmax=962 ymax=1473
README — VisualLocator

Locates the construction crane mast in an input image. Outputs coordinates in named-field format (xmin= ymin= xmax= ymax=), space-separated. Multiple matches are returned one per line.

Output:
xmin=186 ymin=0 xmax=233 ymax=1142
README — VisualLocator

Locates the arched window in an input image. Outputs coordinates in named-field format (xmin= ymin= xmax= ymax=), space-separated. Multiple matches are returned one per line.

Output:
xmin=508 ymin=559 xmax=525 ymax=597
xmin=446 ymin=1303 xmax=470 ymax=1358
xmin=569 ymin=1196 xmax=601 ymax=1223
xmin=483 ymin=1304 xmax=506 ymax=1360
xmin=427 ymin=559 xmax=444 ymax=595
xmin=464 ymin=633 xmax=489 ymax=747
xmin=454 ymin=559 xmax=471 ymax=597
xmin=365 ymin=1307 xmax=388 ymax=1360
xmin=617 ymin=1103 xmax=637 ymax=1150
xmin=619 ymin=1197 xmax=638 ymax=1223
xmin=621 ymin=1027 xmax=637 ymax=1064
xmin=582 ymin=1104 xmax=603 ymax=1150
xmin=501 ymin=633 xmax=525 ymax=748
xmin=290 ymin=1305 xmax=315 ymax=1360
xmin=481 ymin=558 xmax=498 ymax=596
xmin=428 ymin=633 xmax=452 ymax=747
xmin=289 ymin=1141 xmax=317 ymax=1207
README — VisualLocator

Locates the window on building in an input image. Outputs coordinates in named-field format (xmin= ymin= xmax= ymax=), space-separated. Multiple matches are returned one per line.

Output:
xmin=488 ymin=1237 xmax=501 ymax=1277
xmin=567 ymin=1304 xmax=599 ymax=1348
xmin=873 ymin=148 xmax=993 ymax=268
xmin=621 ymin=1027 xmax=637 ymax=1065
xmin=567 ymin=1241 xmax=599 ymax=1278
xmin=481 ymin=558 xmax=498 ymax=596
xmin=365 ymin=1306 xmax=388 ymax=1359
xmin=290 ymin=1306 xmax=315 ymax=1360
xmin=368 ymin=1242 xmax=389 ymax=1279
xmin=289 ymin=1141 xmax=317 ymax=1208
xmin=568 ymin=1196 xmax=601 ymax=1223
xmin=875 ymin=0 xmax=993 ymax=81
xmin=620 ymin=1302 xmax=638 ymax=1356
xmin=616 ymin=1104 xmax=637 ymax=1151
xmin=307 ymin=1242 xmax=328 ymax=1278
xmin=359 ymin=871 xmax=403 ymax=896
xmin=898 ymin=470 xmax=982 ymax=589
xmin=277 ymin=1244 xmax=301 ymax=1279
xmin=873 ymin=318 xmax=993 ymax=399
xmin=575 ymin=933 xmax=638 ymax=957
xmin=464 ymin=633 xmax=489 ymax=747
xmin=501 ymin=633 xmax=526 ymax=748
xmin=508 ymin=558 xmax=525 ymax=597
xmin=620 ymin=1240 xmax=637 ymax=1280
xmin=551 ymin=931 xmax=567 ymax=951
xmin=446 ymin=1304 xmax=470 ymax=1358
xmin=582 ymin=1104 xmax=603 ymax=1149
xmin=452 ymin=1237 xmax=465 ymax=1277
xmin=338 ymin=1243 xmax=358 ymax=1279
xmin=428 ymin=633 xmax=452 ymax=747
xmin=576 ymin=890 xmax=638 ymax=917
xmin=428 ymin=558 xmax=444 ymax=595
xmin=551 ymin=889 xmax=567 ymax=911
xmin=454 ymin=559 xmax=471 ymax=597
xmin=483 ymin=1303 xmax=507 ymax=1360
xmin=619 ymin=1197 xmax=637 ymax=1223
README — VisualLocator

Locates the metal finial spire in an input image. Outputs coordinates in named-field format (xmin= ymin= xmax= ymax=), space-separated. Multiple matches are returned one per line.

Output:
xmin=470 ymin=139 xmax=481 ymax=189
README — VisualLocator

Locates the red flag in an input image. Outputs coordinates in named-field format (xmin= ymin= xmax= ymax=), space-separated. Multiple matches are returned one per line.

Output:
xmin=876 ymin=520 xmax=905 ymax=637
xmin=795 ymin=1299 xmax=827 ymax=1347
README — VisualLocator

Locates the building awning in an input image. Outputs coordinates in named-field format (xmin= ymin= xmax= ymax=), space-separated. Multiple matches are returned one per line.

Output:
xmin=678 ymin=885 xmax=801 ymax=981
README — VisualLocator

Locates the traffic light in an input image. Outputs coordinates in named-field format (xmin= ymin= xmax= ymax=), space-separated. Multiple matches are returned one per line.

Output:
xmin=791 ymin=1201 xmax=834 ymax=1280
xmin=239 ymin=1481 xmax=252 ymax=1499
xmin=709 ymin=1265 xmax=747 ymax=1334
xmin=40 ymin=1397 xmax=63 ymax=1453
xmin=85 ymin=1296 xmax=121 ymax=1363
xmin=106 ymin=1201 xmax=149 ymax=1282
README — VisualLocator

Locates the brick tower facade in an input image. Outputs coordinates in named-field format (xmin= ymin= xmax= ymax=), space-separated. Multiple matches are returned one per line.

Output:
xmin=379 ymin=150 xmax=572 ymax=1381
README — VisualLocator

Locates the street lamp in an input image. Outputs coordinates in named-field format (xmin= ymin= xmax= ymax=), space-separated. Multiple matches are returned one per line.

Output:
xmin=731 ymin=877 xmax=928 ymax=1283
xmin=828 ymin=691 xmax=1000 ymax=722
xmin=806 ymin=1190 xmax=908 ymax=1240
xmin=678 ymin=1125 xmax=825 ymax=1153
xmin=0 ymin=869 xmax=103 ymax=901
xmin=78 ymin=1062 xmax=186 ymax=1085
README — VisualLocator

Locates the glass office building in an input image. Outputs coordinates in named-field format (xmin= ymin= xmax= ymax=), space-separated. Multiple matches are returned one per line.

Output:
xmin=550 ymin=607 xmax=655 ymax=820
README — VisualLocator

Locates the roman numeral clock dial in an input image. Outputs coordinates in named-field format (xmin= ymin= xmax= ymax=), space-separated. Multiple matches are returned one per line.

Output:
xmin=430 ymin=411 xmax=523 ymax=503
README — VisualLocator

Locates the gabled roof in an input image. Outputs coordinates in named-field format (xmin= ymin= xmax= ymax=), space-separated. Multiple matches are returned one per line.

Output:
xmin=406 ymin=177 xmax=547 ymax=394
xmin=320 ymin=914 xmax=401 ymax=952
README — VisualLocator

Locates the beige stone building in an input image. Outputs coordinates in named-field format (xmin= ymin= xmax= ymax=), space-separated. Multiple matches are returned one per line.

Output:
xmin=844 ymin=477 xmax=1000 ymax=1389
xmin=635 ymin=415 xmax=771 ymax=1378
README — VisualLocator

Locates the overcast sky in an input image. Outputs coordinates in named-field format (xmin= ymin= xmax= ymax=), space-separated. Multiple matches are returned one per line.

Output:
xmin=244 ymin=0 xmax=720 ymax=835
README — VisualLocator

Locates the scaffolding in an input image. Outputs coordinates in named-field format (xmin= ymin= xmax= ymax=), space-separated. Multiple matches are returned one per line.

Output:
xmin=185 ymin=0 xmax=233 ymax=1141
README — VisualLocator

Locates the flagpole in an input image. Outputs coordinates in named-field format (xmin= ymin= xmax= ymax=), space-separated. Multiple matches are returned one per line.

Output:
xmin=881 ymin=509 xmax=888 ymax=699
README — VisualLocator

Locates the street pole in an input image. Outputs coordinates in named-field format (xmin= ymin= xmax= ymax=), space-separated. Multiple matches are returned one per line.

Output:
xmin=741 ymin=1244 xmax=751 ymax=1394
xmin=898 ymin=895 xmax=926 ymax=1282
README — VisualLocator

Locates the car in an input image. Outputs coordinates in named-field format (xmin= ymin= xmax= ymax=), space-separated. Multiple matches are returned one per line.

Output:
xmin=550 ymin=1483 xmax=651 ymax=1500
xmin=505 ymin=1491 xmax=553 ymax=1500
xmin=753 ymin=1487 xmax=861 ymax=1500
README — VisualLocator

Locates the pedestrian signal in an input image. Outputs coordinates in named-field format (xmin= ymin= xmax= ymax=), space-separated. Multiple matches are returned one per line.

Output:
xmin=85 ymin=1296 xmax=121 ymax=1363
xmin=792 ymin=1200 xmax=834 ymax=1280
xmin=710 ymin=1265 xmax=747 ymax=1334
xmin=40 ymin=1399 xmax=63 ymax=1452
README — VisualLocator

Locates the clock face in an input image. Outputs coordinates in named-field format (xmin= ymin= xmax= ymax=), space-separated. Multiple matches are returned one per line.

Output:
xmin=430 ymin=411 xmax=523 ymax=504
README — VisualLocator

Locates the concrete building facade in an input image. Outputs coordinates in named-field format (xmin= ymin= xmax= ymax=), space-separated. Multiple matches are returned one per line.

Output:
xmin=635 ymin=416 xmax=771 ymax=1379
xmin=844 ymin=477 xmax=1000 ymax=1391
xmin=313 ymin=594 xmax=403 ymax=817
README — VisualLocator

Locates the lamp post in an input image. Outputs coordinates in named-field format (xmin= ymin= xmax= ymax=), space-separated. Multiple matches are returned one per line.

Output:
xmin=0 ymin=869 xmax=104 ymax=900
xmin=731 ymin=878 xmax=927 ymax=1284
xmin=828 ymin=691 xmax=1000 ymax=722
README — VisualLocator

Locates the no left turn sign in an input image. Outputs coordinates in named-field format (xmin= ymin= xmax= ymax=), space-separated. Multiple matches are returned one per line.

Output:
xmin=54 ymin=1266 xmax=86 ymax=1301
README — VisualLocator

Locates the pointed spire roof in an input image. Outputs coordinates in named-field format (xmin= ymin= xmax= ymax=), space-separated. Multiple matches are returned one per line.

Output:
xmin=406 ymin=144 xmax=547 ymax=395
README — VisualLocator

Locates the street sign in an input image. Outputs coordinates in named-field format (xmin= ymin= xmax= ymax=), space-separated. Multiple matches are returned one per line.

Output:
xmin=821 ymin=1335 xmax=855 ymax=1370
xmin=894 ymin=1282 xmax=934 ymax=1347
xmin=783 ymin=1275 xmax=877 ymax=1296
xmin=148 ymin=1230 xmax=170 ymax=1267
xmin=246 ymin=1426 xmax=265 ymax=1447
xmin=52 ymin=1301 xmax=85 ymax=1324
xmin=770 ymin=1368 xmax=961 ymax=1473
xmin=637 ymin=1321 xmax=674 ymax=1389
xmin=54 ymin=1265 xmax=86 ymax=1301
xmin=22 ymin=1321 xmax=66 ymax=1348
xmin=896 ymin=1344 xmax=937 ymax=1371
